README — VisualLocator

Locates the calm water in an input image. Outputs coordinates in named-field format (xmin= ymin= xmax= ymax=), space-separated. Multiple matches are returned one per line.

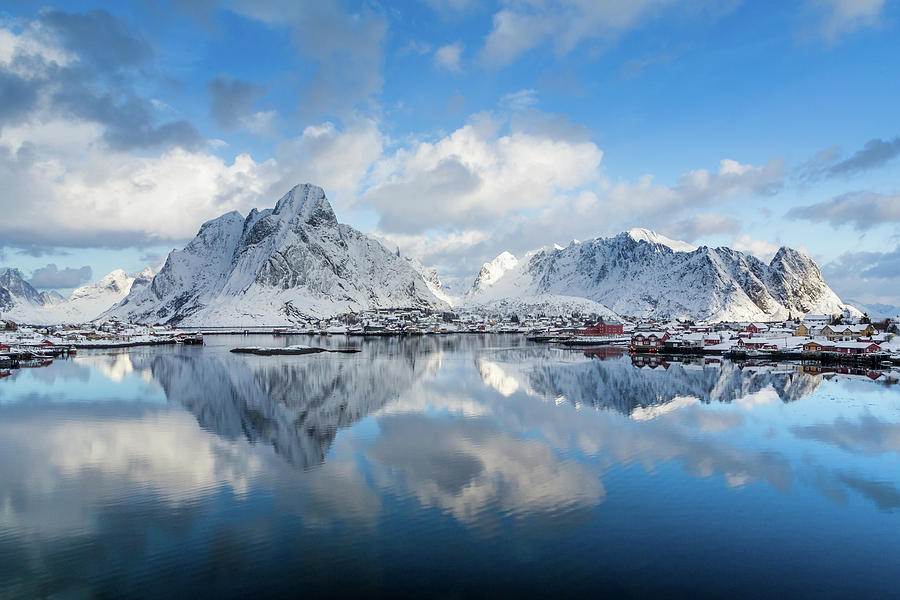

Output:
xmin=1 ymin=335 xmax=899 ymax=599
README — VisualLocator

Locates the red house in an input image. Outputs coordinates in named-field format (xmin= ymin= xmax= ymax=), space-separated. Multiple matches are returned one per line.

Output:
xmin=744 ymin=322 xmax=768 ymax=334
xmin=630 ymin=331 xmax=670 ymax=349
xmin=581 ymin=318 xmax=624 ymax=336
xmin=834 ymin=342 xmax=881 ymax=355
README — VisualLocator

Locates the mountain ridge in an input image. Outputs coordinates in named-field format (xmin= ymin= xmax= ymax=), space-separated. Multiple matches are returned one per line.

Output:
xmin=104 ymin=184 xmax=449 ymax=325
xmin=465 ymin=229 xmax=857 ymax=322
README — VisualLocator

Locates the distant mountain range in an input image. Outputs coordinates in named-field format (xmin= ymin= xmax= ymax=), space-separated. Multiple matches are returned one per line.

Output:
xmin=842 ymin=299 xmax=900 ymax=319
xmin=464 ymin=228 xmax=857 ymax=322
xmin=0 ymin=267 xmax=152 ymax=324
xmin=0 ymin=183 xmax=865 ymax=325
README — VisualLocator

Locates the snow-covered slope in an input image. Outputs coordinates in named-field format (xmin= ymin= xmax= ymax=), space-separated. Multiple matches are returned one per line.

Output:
xmin=470 ymin=251 xmax=519 ymax=295
xmin=467 ymin=230 xmax=855 ymax=322
xmin=0 ymin=268 xmax=46 ymax=321
xmin=0 ymin=267 xmax=151 ymax=324
xmin=44 ymin=269 xmax=138 ymax=323
xmin=105 ymin=184 xmax=449 ymax=325
xmin=627 ymin=228 xmax=697 ymax=252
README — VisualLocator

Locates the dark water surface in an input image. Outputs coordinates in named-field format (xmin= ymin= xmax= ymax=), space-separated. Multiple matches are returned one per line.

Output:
xmin=1 ymin=334 xmax=899 ymax=599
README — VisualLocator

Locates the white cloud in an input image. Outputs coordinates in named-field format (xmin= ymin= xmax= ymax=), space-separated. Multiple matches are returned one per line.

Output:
xmin=274 ymin=118 xmax=383 ymax=203
xmin=0 ymin=117 xmax=279 ymax=247
xmin=810 ymin=0 xmax=885 ymax=42
xmin=362 ymin=112 xmax=783 ymax=281
xmin=479 ymin=0 xmax=727 ymax=67
xmin=363 ymin=113 xmax=604 ymax=234
xmin=0 ymin=115 xmax=391 ymax=249
xmin=434 ymin=41 xmax=464 ymax=72
xmin=239 ymin=110 xmax=277 ymax=135
xmin=499 ymin=88 xmax=538 ymax=110
xmin=732 ymin=234 xmax=781 ymax=262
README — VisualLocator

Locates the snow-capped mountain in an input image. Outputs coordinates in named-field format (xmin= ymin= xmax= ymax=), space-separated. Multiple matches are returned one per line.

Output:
xmin=105 ymin=184 xmax=449 ymax=325
xmin=48 ymin=269 xmax=140 ymax=323
xmin=466 ymin=229 xmax=856 ymax=322
xmin=0 ymin=268 xmax=45 ymax=318
xmin=0 ymin=267 xmax=150 ymax=324
xmin=844 ymin=299 xmax=900 ymax=319
xmin=470 ymin=251 xmax=519 ymax=295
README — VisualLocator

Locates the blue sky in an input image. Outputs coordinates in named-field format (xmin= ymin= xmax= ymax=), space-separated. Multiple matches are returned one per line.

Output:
xmin=0 ymin=0 xmax=898 ymax=304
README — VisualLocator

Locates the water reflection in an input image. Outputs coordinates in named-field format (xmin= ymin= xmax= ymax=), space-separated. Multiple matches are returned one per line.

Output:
xmin=477 ymin=348 xmax=824 ymax=417
xmin=129 ymin=342 xmax=441 ymax=469
xmin=0 ymin=336 xmax=898 ymax=598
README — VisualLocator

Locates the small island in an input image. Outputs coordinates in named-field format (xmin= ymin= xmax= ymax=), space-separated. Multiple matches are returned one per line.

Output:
xmin=229 ymin=345 xmax=360 ymax=355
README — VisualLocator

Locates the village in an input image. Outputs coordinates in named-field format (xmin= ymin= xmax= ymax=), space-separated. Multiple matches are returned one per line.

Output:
xmin=1 ymin=309 xmax=899 ymax=374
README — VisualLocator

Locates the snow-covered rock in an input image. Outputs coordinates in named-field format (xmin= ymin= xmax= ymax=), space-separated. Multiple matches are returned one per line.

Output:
xmin=105 ymin=184 xmax=449 ymax=325
xmin=466 ymin=230 xmax=855 ymax=322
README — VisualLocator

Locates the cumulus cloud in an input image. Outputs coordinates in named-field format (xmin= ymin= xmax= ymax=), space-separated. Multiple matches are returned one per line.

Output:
xmin=731 ymin=234 xmax=782 ymax=262
xmin=809 ymin=0 xmax=885 ymax=42
xmin=0 ymin=116 xmax=279 ymax=248
xmin=29 ymin=264 xmax=92 ymax=289
xmin=364 ymin=113 xmax=605 ymax=234
xmin=434 ymin=41 xmax=464 ymax=72
xmin=787 ymin=191 xmax=900 ymax=230
xmin=0 ymin=10 xmax=394 ymax=254
xmin=369 ymin=116 xmax=784 ymax=281
xmin=207 ymin=74 xmax=266 ymax=130
xmin=274 ymin=118 xmax=383 ymax=202
xmin=0 ymin=10 xmax=203 ymax=151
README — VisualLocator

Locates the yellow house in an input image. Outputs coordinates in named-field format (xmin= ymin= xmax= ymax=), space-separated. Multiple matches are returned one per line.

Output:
xmin=794 ymin=323 xmax=809 ymax=336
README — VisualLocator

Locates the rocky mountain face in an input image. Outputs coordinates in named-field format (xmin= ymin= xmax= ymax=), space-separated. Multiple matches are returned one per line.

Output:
xmin=0 ymin=268 xmax=44 ymax=316
xmin=105 ymin=184 xmax=448 ymax=325
xmin=466 ymin=229 xmax=855 ymax=322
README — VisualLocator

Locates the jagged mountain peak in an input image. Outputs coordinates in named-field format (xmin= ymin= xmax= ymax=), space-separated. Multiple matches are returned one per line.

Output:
xmin=105 ymin=183 xmax=448 ymax=325
xmin=133 ymin=267 xmax=155 ymax=281
xmin=469 ymin=250 xmax=520 ymax=295
xmin=624 ymin=228 xmax=698 ymax=253
xmin=272 ymin=183 xmax=336 ymax=226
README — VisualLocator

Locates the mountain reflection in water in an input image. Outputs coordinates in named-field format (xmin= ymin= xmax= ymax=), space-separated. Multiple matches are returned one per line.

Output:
xmin=115 ymin=341 xmax=829 ymax=470
xmin=1 ymin=335 xmax=898 ymax=599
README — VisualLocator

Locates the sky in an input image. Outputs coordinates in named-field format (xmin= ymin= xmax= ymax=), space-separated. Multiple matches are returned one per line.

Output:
xmin=0 ymin=0 xmax=898 ymax=305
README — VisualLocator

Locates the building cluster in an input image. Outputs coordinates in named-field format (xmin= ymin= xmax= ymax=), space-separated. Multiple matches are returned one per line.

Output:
xmin=626 ymin=314 xmax=898 ymax=360
xmin=0 ymin=320 xmax=201 ymax=357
